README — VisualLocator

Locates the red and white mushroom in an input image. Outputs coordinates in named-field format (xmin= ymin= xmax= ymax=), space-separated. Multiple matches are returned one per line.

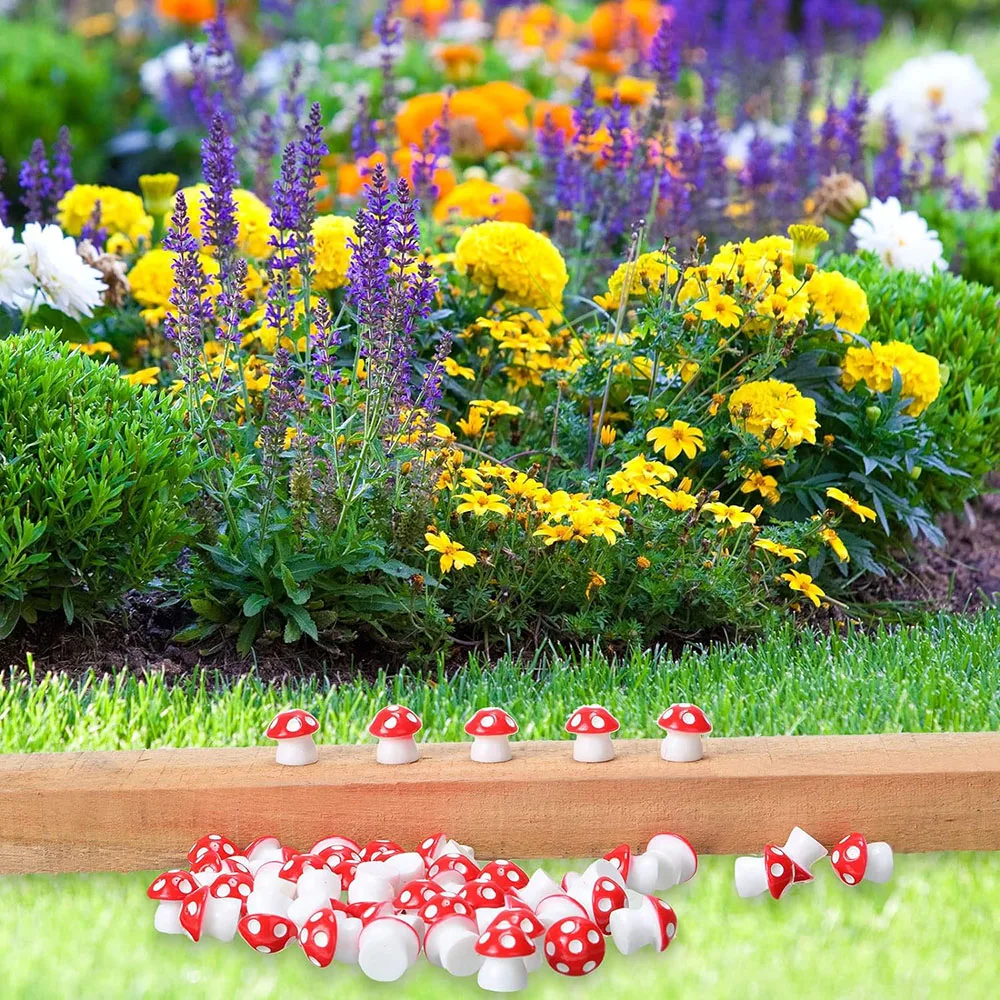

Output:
xmin=238 ymin=911 xmax=295 ymax=953
xmin=831 ymin=832 xmax=894 ymax=885
xmin=657 ymin=703 xmax=712 ymax=762
xmin=265 ymin=708 xmax=320 ymax=766
xmin=586 ymin=875 xmax=629 ymax=934
xmin=426 ymin=853 xmax=481 ymax=891
xmin=242 ymin=835 xmax=285 ymax=873
xmin=734 ymin=844 xmax=813 ymax=899
xmin=420 ymin=893 xmax=482 ymax=977
xmin=310 ymin=833 xmax=361 ymax=858
xmin=298 ymin=907 xmax=339 ymax=967
xmin=542 ymin=915 xmax=606 ymax=977
xmin=644 ymin=831 xmax=700 ymax=889
xmin=203 ymin=875 xmax=247 ymax=941
xmin=608 ymin=894 xmax=677 ymax=955
xmin=518 ymin=867 xmax=562 ymax=910
xmin=393 ymin=879 xmax=443 ymax=912
xmin=457 ymin=881 xmax=510 ymax=931
xmin=534 ymin=892 xmax=589 ymax=929
xmin=475 ymin=920 xmax=535 ymax=993
xmin=147 ymin=870 xmax=198 ymax=935
xmin=565 ymin=705 xmax=621 ymax=763
xmin=781 ymin=825 xmax=829 ymax=872
xmin=485 ymin=908 xmax=546 ymax=973
xmin=188 ymin=833 xmax=238 ymax=865
xmin=178 ymin=884 xmax=211 ymax=943
xmin=464 ymin=707 xmax=519 ymax=763
xmin=357 ymin=915 xmax=423 ymax=982
xmin=368 ymin=704 xmax=423 ymax=764
xmin=478 ymin=858 xmax=529 ymax=893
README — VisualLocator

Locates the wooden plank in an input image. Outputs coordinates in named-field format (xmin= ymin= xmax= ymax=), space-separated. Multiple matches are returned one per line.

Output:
xmin=0 ymin=733 xmax=998 ymax=875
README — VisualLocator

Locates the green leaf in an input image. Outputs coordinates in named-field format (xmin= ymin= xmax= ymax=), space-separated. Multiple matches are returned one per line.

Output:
xmin=242 ymin=593 xmax=270 ymax=618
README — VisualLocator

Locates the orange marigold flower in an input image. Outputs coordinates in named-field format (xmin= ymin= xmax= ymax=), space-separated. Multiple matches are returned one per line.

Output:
xmin=433 ymin=179 xmax=533 ymax=226
xmin=155 ymin=0 xmax=216 ymax=24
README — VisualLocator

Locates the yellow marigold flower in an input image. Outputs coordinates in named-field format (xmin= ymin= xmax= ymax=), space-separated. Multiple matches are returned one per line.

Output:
xmin=600 ymin=425 xmax=617 ymax=446
xmin=807 ymin=270 xmax=870 ymax=335
xmin=58 ymin=184 xmax=153 ymax=244
xmin=585 ymin=569 xmax=607 ymax=599
xmin=457 ymin=407 xmax=488 ymax=437
xmin=71 ymin=341 xmax=115 ymax=357
xmin=177 ymin=185 xmax=274 ymax=259
xmin=424 ymin=530 xmax=477 ymax=572
xmin=445 ymin=357 xmax=476 ymax=380
xmin=138 ymin=173 xmax=179 ymax=218
xmin=454 ymin=221 xmax=568 ymax=309
xmin=694 ymin=288 xmax=743 ymax=328
xmin=533 ymin=523 xmax=577 ymax=545
xmin=311 ymin=215 xmax=355 ymax=290
xmin=646 ymin=420 xmax=705 ymax=461
xmin=703 ymin=502 xmax=756 ymax=527
xmin=505 ymin=473 xmax=545 ymax=500
xmin=129 ymin=247 xmax=216 ymax=310
xmin=655 ymin=487 xmax=699 ymax=512
xmin=470 ymin=398 xmax=524 ymax=417
xmin=788 ymin=222 xmax=829 ymax=267
xmin=456 ymin=490 xmax=512 ymax=517
xmin=433 ymin=179 xmax=534 ymax=226
xmin=780 ymin=570 xmax=826 ymax=607
xmin=821 ymin=527 xmax=850 ymax=562
xmin=840 ymin=340 xmax=942 ymax=416
xmin=740 ymin=471 xmax=781 ymax=504
xmin=728 ymin=379 xmax=819 ymax=449
xmin=594 ymin=250 xmax=678 ymax=310
xmin=826 ymin=487 xmax=877 ymax=523
xmin=606 ymin=454 xmax=677 ymax=499
xmin=123 ymin=366 xmax=160 ymax=387
xmin=753 ymin=538 xmax=805 ymax=562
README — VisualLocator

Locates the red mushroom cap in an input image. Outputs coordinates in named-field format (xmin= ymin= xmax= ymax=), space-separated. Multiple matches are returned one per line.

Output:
xmin=418 ymin=892 xmax=476 ymax=927
xmin=415 ymin=831 xmax=447 ymax=864
xmin=278 ymin=853 xmax=331 ymax=884
xmin=190 ymin=851 xmax=225 ymax=877
xmin=361 ymin=838 xmax=404 ymax=862
xmin=265 ymin=708 xmax=319 ymax=740
xmin=543 ymin=916 xmax=606 ymax=976
xmin=565 ymin=705 xmax=620 ymax=736
xmin=187 ymin=833 xmax=238 ymax=864
xmin=464 ymin=707 xmax=519 ymax=738
xmin=279 ymin=846 xmax=301 ymax=863
xmin=590 ymin=876 xmax=628 ymax=934
xmin=602 ymin=843 xmax=632 ymax=881
xmin=238 ymin=912 xmax=295 ymax=953
xmin=299 ymin=907 xmax=340 ymax=968
xmin=394 ymin=879 xmax=443 ymax=912
xmin=310 ymin=834 xmax=361 ymax=857
xmin=475 ymin=922 xmax=535 ymax=960
xmin=314 ymin=845 xmax=361 ymax=867
xmin=368 ymin=704 xmax=422 ymax=739
xmin=427 ymin=853 xmax=481 ymax=884
xmin=646 ymin=896 xmax=678 ymax=951
xmin=831 ymin=832 xmax=869 ymax=885
xmin=243 ymin=835 xmax=282 ymax=859
xmin=179 ymin=885 xmax=210 ymax=942
xmin=220 ymin=857 xmax=252 ymax=876
xmin=330 ymin=857 xmax=359 ymax=888
xmin=763 ymin=844 xmax=812 ymax=899
xmin=349 ymin=900 xmax=394 ymax=926
xmin=147 ymin=870 xmax=198 ymax=901
xmin=457 ymin=881 xmax=507 ymax=910
xmin=486 ymin=908 xmax=545 ymax=941
xmin=210 ymin=872 xmax=255 ymax=913
xmin=657 ymin=703 xmax=712 ymax=735
xmin=478 ymin=859 xmax=529 ymax=892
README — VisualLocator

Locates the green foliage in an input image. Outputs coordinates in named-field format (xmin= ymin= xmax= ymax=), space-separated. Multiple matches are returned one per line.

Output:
xmin=827 ymin=252 xmax=1000 ymax=513
xmin=0 ymin=22 xmax=119 ymax=195
xmin=917 ymin=195 xmax=1000 ymax=290
xmin=0 ymin=332 xmax=194 ymax=636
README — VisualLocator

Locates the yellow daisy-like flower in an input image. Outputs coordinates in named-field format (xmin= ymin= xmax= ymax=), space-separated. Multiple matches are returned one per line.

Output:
xmin=456 ymin=490 xmax=512 ymax=517
xmin=646 ymin=420 xmax=705 ymax=461
xmin=123 ymin=367 xmax=161 ymax=387
xmin=445 ymin=357 xmax=476 ymax=380
xmin=821 ymin=527 xmax=850 ymax=562
xmin=740 ymin=471 xmax=781 ymax=504
xmin=694 ymin=288 xmax=743 ymax=329
xmin=470 ymin=398 xmax=524 ymax=417
xmin=457 ymin=407 xmax=488 ymax=437
xmin=702 ymin=502 xmax=756 ymax=527
xmin=780 ymin=570 xmax=826 ymax=607
xmin=826 ymin=487 xmax=877 ymax=523
xmin=594 ymin=250 xmax=679 ymax=311
xmin=585 ymin=569 xmax=606 ymax=599
xmin=753 ymin=538 xmax=805 ymax=563
xmin=424 ymin=530 xmax=477 ymax=572
xmin=655 ymin=487 xmax=699 ymax=512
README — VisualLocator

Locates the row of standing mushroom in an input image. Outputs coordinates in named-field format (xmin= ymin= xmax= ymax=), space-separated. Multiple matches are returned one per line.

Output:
xmin=264 ymin=703 xmax=713 ymax=768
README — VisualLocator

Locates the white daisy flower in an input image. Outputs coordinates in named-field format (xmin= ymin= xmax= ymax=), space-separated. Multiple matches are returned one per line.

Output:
xmin=19 ymin=223 xmax=108 ymax=319
xmin=0 ymin=226 xmax=35 ymax=309
xmin=850 ymin=197 xmax=947 ymax=276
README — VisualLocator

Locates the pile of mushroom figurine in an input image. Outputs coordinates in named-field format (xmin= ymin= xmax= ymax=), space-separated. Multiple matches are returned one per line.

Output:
xmin=146 ymin=702 xmax=894 ymax=989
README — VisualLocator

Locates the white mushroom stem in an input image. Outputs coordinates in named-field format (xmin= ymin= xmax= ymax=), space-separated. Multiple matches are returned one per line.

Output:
xmin=609 ymin=896 xmax=667 ymax=955
xmin=438 ymin=838 xmax=476 ymax=861
xmin=475 ymin=905 xmax=508 ymax=933
xmin=733 ymin=856 xmax=770 ymax=899
xmin=333 ymin=914 xmax=363 ymax=964
xmin=572 ymin=733 xmax=615 ymax=763
xmin=153 ymin=900 xmax=185 ymax=935
xmin=246 ymin=884 xmax=292 ymax=917
xmin=287 ymin=890 xmax=333 ymax=930
xmin=661 ymin=730 xmax=704 ymax=762
xmin=865 ymin=842 xmax=895 ymax=883
xmin=274 ymin=734 xmax=318 ymax=766
xmin=470 ymin=735 xmax=513 ymax=763
xmin=348 ymin=862 xmax=396 ymax=904
xmin=375 ymin=736 xmax=420 ymax=765
xmin=626 ymin=851 xmax=678 ymax=894
xmin=519 ymin=868 xmax=562 ymax=910
xmin=534 ymin=894 xmax=587 ymax=928
xmin=203 ymin=896 xmax=243 ymax=942
xmin=523 ymin=945 xmax=543 ymax=973
xmin=425 ymin=917 xmax=482 ymax=976
xmin=431 ymin=869 xmax=468 ymax=892
xmin=782 ymin=827 xmax=828 ymax=871
xmin=358 ymin=918 xmax=421 ymax=982
xmin=477 ymin=955 xmax=528 ymax=993
xmin=298 ymin=867 xmax=342 ymax=901
xmin=253 ymin=861 xmax=286 ymax=895
xmin=646 ymin=833 xmax=698 ymax=885
xmin=383 ymin=851 xmax=426 ymax=888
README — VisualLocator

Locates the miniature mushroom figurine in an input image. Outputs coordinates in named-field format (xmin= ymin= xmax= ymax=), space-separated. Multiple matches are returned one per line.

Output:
xmin=465 ymin=708 xmax=519 ymax=763
xmin=831 ymin=832 xmax=894 ymax=885
xmin=265 ymin=709 xmax=320 ymax=766
xmin=657 ymin=703 xmax=712 ymax=762
xmin=543 ymin=915 xmax=606 ymax=977
xmin=368 ymin=704 xmax=423 ymax=764
xmin=475 ymin=921 xmax=536 ymax=993
xmin=734 ymin=844 xmax=813 ymax=899
xmin=565 ymin=705 xmax=621 ymax=763
xmin=147 ymin=870 xmax=199 ymax=935
xmin=298 ymin=907 xmax=340 ymax=967
xmin=358 ymin=915 xmax=423 ymax=982
xmin=608 ymin=895 xmax=677 ymax=955
xmin=238 ymin=912 xmax=296 ymax=953
xmin=420 ymin=893 xmax=482 ymax=977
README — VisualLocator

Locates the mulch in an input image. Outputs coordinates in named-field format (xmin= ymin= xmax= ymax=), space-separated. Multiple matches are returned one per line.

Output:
xmin=3 ymin=487 xmax=998 ymax=678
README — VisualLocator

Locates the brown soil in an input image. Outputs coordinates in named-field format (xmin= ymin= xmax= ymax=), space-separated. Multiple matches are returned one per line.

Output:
xmin=3 ymin=490 xmax=998 ymax=677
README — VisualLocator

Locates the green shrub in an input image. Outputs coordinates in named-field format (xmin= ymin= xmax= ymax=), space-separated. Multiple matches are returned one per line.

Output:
xmin=917 ymin=196 xmax=1000 ymax=291
xmin=0 ymin=332 xmax=195 ymax=637
xmin=825 ymin=252 xmax=1000 ymax=514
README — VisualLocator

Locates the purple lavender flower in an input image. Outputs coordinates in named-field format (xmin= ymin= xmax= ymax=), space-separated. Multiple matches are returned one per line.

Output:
xmin=347 ymin=162 xmax=395 ymax=338
xmin=204 ymin=1 xmax=244 ymax=131
xmin=988 ymin=137 xmax=1000 ymax=212
xmin=250 ymin=113 xmax=279 ymax=204
xmin=0 ymin=157 xmax=8 ymax=224
xmin=841 ymin=82 xmax=869 ymax=180
xmin=649 ymin=16 xmax=678 ymax=96
xmin=374 ymin=1 xmax=403 ymax=153
xmin=928 ymin=134 xmax=949 ymax=192
xmin=351 ymin=96 xmax=380 ymax=159
xmin=50 ymin=127 xmax=74 ymax=212
xmin=80 ymin=200 xmax=107 ymax=250
xmin=872 ymin=114 xmax=904 ymax=200
xmin=19 ymin=139 xmax=51 ymax=224
xmin=310 ymin=296 xmax=342 ymax=400
xmin=201 ymin=112 xmax=240 ymax=257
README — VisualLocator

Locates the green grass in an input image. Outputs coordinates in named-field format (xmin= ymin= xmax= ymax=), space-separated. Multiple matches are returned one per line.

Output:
xmin=2 ymin=856 xmax=998 ymax=999
xmin=3 ymin=613 xmax=999 ymax=754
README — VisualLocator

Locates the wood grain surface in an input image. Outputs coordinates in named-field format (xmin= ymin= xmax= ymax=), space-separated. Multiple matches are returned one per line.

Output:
xmin=1 ymin=733 xmax=998 ymax=874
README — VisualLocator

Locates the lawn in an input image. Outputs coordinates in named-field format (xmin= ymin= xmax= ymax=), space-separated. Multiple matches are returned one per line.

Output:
xmin=2 ymin=613 xmax=999 ymax=998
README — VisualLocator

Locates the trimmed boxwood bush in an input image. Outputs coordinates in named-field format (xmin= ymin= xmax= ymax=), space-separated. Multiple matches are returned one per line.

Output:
xmin=827 ymin=252 xmax=1000 ymax=515
xmin=917 ymin=196 xmax=1000 ymax=291
xmin=0 ymin=332 xmax=194 ymax=637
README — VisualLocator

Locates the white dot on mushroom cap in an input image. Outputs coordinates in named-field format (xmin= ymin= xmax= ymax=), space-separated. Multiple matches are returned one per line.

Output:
xmin=557 ymin=963 xmax=570 ymax=974
xmin=772 ymin=847 xmax=784 ymax=856
xmin=842 ymin=873 xmax=856 ymax=885
xmin=309 ymin=957 xmax=321 ymax=967
xmin=406 ymin=712 xmax=418 ymax=723
xmin=256 ymin=945 xmax=271 ymax=953
xmin=310 ymin=912 xmax=322 ymax=922
xmin=682 ymin=711 xmax=696 ymax=725
xmin=600 ymin=880 xmax=615 ymax=890
xmin=587 ymin=930 xmax=600 ymax=945
xmin=506 ymin=872 xmax=519 ymax=882
xmin=832 ymin=851 xmax=840 ymax=864
xmin=478 ymin=933 xmax=490 ymax=945
xmin=597 ymin=898 xmax=612 ymax=912
xmin=846 ymin=846 xmax=861 ymax=861
xmin=424 ymin=905 xmax=438 ymax=919
xmin=770 ymin=863 xmax=785 ymax=877
xmin=385 ymin=717 xmax=397 ymax=729
xmin=152 ymin=879 xmax=165 ymax=891
xmin=187 ymin=901 xmax=199 ymax=915
xmin=216 ymin=884 xmax=230 ymax=897
xmin=520 ymin=919 xmax=533 ymax=932
xmin=388 ymin=704 xmax=400 ymax=711
xmin=571 ymin=714 xmax=582 ymax=727
xmin=300 ymin=928 xmax=309 ymax=944
xmin=591 ymin=715 xmax=605 ymax=729
xmin=314 ymin=931 xmax=329 ymax=948
xmin=569 ymin=939 xmax=583 ymax=954
xmin=666 ymin=923 xmax=676 ymax=938
xmin=287 ymin=717 xmax=302 ymax=732
xmin=482 ymin=715 xmax=495 ymax=728
xmin=545 ymin=942 xmax=555 ymax=956
xmin=560 ymin=920 xmax=576 ymax=933
xmin=274 ymin=923 xmax=287 ymax=937
xmin=505 ymin=716 xmax=515 ymax=727
xmin=247 ymin=920 xmax=261 ymax=935
xmin=305 ymin=715 xmax=316 ymax=726
xmin=484 ymin=887 xmax=497 ymax=900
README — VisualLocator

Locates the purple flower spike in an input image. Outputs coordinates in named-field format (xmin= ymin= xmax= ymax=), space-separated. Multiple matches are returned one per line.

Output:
xmin=201 ymin=112 xmax=240 ymax=258
xmin=0 ymin=157 xmax=8 ymax=224
xmin=988 ymin=137 xmax=1000 ymax=212
xmin=251 ymin=113 xmax=279 ymax=205
xmin=19 ymin=139 xmax=52 ymax=224
xmin=51 ymin=127 xmax=74 ymax=211
xmin=873 ymin=113 xmax=904 ymax=200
